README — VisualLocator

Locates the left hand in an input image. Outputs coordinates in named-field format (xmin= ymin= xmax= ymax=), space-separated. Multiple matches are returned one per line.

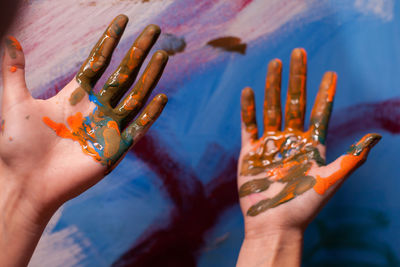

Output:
xmin=238 ymin=48 xmax=381 ymax=241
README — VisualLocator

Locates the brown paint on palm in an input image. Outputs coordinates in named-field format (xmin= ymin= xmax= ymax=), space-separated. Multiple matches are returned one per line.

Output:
xmin=239 ymin=48 xmax=381 ymax=217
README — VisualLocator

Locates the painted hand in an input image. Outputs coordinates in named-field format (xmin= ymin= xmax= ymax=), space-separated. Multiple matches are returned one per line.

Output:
xmin=238 ymin=48 xmax=381 ymax=237
xmin=0 ymin=15 xmax=168 ymax=216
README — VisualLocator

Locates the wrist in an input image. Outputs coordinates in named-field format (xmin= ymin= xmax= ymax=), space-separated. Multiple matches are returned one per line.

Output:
xmin=237 ymin=228 xmax=304 ymax=267
xmin=0 ymin=167 xmax=55 ymax=266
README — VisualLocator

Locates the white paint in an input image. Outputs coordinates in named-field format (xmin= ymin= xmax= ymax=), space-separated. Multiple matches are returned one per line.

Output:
xmin=29 ymin=208 xmax=93 ymax=267
xmin=355 ymin=0 xmax=394 ymax=21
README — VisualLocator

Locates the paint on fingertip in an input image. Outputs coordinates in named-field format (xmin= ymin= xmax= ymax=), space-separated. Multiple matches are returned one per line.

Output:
xmin=347 ymin=133 xmax=381 ymax=156
xmin=4 ymin=36 xmax=22 ymax=59
xmin=9 ymin=66 xmax=17 ymax=72
xmin=327 ymin=75 xmax=337 ymax=102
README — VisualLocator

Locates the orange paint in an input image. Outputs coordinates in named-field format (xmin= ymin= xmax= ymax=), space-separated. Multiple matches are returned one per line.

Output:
xmin=9 ymin=66 xmax=17 ymax=73
xmin=139 ymin=114 xmax=151 ymax=126
xmin=121 ymin=95 xmax=140 ymax=111
xmin=268 ymin=161 xmax=300 ymax=181
xmin=127 ymin=47 xmax=141 ymax=70
xmin=107 ymin=121 xmax=120 ymax=135
xmin=42 ymin=114 xmax=102 ymax=162
xmin=246 ymin=104 xmax=254 ymax=113
xmin=327 ymin=74 xmax=337 ymax=102
xmin=118 ymin=73 xmax=129 ymax=84
xmin=6 ymin=36 xmax=22 ymax=51
xmin=313 ymin=154 xmax=359 ymax=195
xmin=142 ymin=71 xmax=148 ymax=84
xmin=246 ymin=127 xmax=258 ymax=137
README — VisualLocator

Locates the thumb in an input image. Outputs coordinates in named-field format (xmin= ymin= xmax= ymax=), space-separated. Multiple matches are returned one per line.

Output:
xmin=313 ymin=133 xmax=381 ymax=195
xmin=2 ymin=36 xmax=30 ymax=106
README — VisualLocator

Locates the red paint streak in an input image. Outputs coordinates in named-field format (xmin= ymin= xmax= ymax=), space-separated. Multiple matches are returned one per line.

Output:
xmin=131 ymin=134 xmax=205 ymax=211
xmin=238 ymin=0 xmax=253 ymax=11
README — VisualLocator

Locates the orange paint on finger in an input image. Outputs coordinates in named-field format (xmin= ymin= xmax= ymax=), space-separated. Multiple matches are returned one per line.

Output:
xmin=313 ymin=133 xmax=381 ymax=194
xmin=127 ymin=47 xmax=141 ymax=70
xmin=313 ymin=154 xmax=360 ymax=195
xmin=121 ymin=95 xmax=140 ymax=111
xmin=6 ymin=36 xmax=22 ymax=51
xmin=9 ymin=66 xmax=17 ymax=72
xmin=118 ymin=73 xmax=129 ymax=84
xmin=327 ymin=74 xmax=337 ymax=102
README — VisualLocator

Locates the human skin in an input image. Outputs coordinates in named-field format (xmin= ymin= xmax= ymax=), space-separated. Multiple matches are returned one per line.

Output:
xmin=0 ymin=15 xmax=168 ymax=266
xmin=236 ymin=48 xmax=381 ymax=267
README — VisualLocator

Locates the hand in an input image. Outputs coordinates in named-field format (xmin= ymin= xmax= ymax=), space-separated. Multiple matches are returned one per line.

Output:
xmin=0 ymin=15 xmax=168 ymax=266
xmin=236 ymin=48 xmax=381 ymax=266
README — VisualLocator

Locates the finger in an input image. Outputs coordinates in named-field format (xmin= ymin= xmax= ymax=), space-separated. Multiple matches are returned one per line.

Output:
xmin=122 ymin=93 xmax=168 ymax=146
xmin=99 ymin=24 xmax=161 ymax=107
xmin=115 ymin=50 xmax=168 ymax=125
xmin=76 ymin=14 xmax=128 ymax=92
xmin=313 ymin=133 xmax=381 ymax=195
xmin=284 ymin=48 xmax=307 ymax=131
xmin=2 ymin=36 xmax=31 ymax=106
xmin=241 ymin=87 xmax=258 ymax=145
xmin=309 ymin=72 xmax=337 ymax=144
xmin=263 ymin=59 xmax=282 ymax=133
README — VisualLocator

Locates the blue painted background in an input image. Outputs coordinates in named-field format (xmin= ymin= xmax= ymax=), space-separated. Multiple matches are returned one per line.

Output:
xmin=21 ymin=0 xmax=399 ymax=266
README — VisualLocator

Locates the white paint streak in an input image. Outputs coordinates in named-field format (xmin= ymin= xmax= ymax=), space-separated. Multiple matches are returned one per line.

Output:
xmin=29 ymin=208 xmax=93 ymax=267
xmin=354 ymin=0 xmax=394 ymax=21
xmin=11 ymin=0 xmax=174 ymax=95
xmin=225 ymin=0 xmax=310 ymax=42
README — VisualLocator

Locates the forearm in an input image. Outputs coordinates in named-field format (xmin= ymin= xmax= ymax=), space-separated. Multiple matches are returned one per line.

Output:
xmin=237 ymin=228 xmax=303 ymax=267
xmin=0 ymin=169 xmax=51 ymax=267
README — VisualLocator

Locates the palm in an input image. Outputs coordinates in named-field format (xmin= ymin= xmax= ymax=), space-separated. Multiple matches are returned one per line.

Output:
xmin=238 ymin=49 xmax=380 ymax=235
xmin=0 ymin=15 xmax=168 ymax=209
